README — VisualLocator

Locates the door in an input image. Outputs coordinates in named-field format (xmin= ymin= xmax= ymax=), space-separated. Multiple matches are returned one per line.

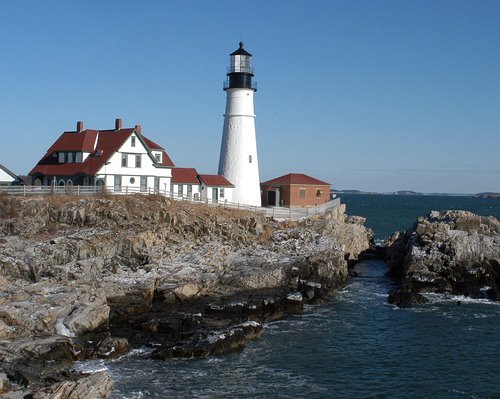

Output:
xmin=267 ymin=191 xmax=276 ymax=206
xmin=212 ymin=187 xmax=218 ymax=203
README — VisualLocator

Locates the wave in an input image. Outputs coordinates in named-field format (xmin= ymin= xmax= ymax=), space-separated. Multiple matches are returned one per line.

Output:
xmin=421 ymin=292 xmax=500 ymax=306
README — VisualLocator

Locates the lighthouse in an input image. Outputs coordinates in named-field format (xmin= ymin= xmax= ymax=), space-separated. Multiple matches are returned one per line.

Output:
xmin=218 ymin=42 xmax=261 ymax=206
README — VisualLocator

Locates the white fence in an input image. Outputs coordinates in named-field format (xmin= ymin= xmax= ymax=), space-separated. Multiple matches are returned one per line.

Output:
xmin=0 ymin=185 xmax=341 ymax=220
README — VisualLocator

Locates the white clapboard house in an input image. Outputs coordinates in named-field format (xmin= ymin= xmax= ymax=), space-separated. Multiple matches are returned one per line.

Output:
xmin=29 ymin=119 xmax=175 ymax=192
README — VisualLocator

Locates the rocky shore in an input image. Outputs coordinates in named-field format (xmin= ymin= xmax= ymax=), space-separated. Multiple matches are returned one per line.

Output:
xmin=0 ymin=194 xmax=372 ymax=397
xmin=385 ymin=210 xmax=500 ymax=307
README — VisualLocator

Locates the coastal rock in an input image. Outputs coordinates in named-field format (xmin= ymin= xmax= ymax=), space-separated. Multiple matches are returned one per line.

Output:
xmin=0 ymin=372 xmax=9 ymax=394
xmin=150 ymin=321 xmax=263 ymax=359
xmin=0 ymin=195 xmax=372 ymax=392
xmin=385 ymin=210 xmax=500 ymax=306
xmin=31 ymin=371 xmax=114 ymax=399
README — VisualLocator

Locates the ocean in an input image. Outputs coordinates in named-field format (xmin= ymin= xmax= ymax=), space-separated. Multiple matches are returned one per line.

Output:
xmin=76 ymin=195 xmax=500 ymax=398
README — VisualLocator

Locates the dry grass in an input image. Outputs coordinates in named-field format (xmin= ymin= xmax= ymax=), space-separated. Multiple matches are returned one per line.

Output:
xmin=0 ymin=195 xmax=19 ymax=219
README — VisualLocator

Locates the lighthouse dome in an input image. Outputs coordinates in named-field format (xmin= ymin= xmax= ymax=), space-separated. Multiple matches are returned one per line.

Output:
xmin=228 ymin=42 xmax=253 ymax=74
xmin=230 ymin=42 xmax=252 ymax=57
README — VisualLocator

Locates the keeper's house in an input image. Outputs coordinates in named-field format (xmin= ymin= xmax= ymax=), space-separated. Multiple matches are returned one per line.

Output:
xmin=261 ymin=173 xmax=331 ymax=208
xmin=29 ymin=119 xmax=175 ymax=192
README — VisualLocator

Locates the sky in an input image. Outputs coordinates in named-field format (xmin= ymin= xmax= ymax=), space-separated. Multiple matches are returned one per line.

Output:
xmin=1 ymin=0 xmax=499 ymax=194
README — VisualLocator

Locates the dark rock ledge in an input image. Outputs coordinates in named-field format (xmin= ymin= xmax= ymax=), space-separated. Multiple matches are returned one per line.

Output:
xmin=384 ymin=210 xmax=500 ymax=307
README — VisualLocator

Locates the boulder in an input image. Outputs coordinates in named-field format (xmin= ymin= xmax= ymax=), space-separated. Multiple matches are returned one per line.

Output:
xmin=385 ymin=211 xmax=500 ymax=306
xmin=31 ymin=371 xmax=114 ymax=399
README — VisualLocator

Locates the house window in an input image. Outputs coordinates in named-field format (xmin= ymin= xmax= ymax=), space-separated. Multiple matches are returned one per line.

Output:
xmin=58 ymin=152 xmax=65 ymax=163
xmin=121 ymin=153 xmax=127 ymax=167
xmin=178 ymin=184 xmax=183 ymax=197
xmin=131 ymin=136 xmax=136 ymax=147
xmin=140 ymin=176 xmax=147 ymax=192
xmin=316 ymin=189 xmax=323 ymax=198
xmin=299 ymin=188 xmax=306 ymax=199
xmin=114 ymin=176 xmax=122 ymax=192
xmin=155 ymin=153 xmax=161 ymax=163
xmin=220 ymin=188 xmax=225 ymax=198
xmin=249 ymin=155 xmax=252 ymax=163
xmin=130 ymin=177 xmax=135 ymax=184
xmin=135 ymin=154 xmax=141 ymax=168
xmin=187 ymin=184 xmax=192 ymax=198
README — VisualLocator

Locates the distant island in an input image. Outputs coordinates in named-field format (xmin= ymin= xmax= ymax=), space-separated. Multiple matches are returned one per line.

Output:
xmin=476 ymin=192 xmax=500 ymax=198
xmin=332 ymin=190 xmax=499 ymax=198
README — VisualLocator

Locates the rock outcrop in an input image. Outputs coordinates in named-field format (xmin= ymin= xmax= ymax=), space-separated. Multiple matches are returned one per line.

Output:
xmin=385 ymin=210 xmax=500 ymax=306
xmin=0 ymin=195 xmax=372 ymax=396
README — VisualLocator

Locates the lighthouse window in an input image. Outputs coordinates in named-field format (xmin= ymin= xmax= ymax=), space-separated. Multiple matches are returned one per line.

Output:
xmin=300 ymin=189 xmax=306 ymax=199
xmin=249 ymin=155 xmax=252 ymax=163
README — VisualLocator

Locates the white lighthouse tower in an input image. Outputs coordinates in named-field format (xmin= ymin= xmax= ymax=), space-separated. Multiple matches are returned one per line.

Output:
xmin=218 ymin=42 xmax=261 ymax=206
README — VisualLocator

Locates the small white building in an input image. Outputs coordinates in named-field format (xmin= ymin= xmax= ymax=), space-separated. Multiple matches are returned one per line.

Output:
xmin=198 ymin=174 xmax=234 ymax=203
xmin=0 ymin=164 xmax=19 ymax=186
xmin=29 ymin=119 xmax=175 ymax=193
xmin=171 ymin=167 xmax=201 ymax=200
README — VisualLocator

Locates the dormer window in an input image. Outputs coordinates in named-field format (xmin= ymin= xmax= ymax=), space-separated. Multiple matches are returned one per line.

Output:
xmin=131 ymin=136 xmax=136 ymax=147
xmin=155 ymin=153 xmax=162 ymax=163
xmin=67 ymin=152 xmax=73 ymax=163
xmin=58 ymin=152 xmax=65 ymax=163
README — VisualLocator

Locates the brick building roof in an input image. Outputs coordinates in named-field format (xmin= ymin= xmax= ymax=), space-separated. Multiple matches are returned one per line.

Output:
xmin=262 ymin=173 xmax=330 ymax=186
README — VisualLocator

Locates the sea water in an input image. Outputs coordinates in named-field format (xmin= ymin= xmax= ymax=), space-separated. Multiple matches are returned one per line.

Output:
xmin=75 ymin=195 xmax=500 ymax=398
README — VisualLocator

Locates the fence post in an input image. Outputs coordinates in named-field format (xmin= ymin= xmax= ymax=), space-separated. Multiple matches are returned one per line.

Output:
xmin=289 ymin=207 xmax=291 ymax=218
xmin=23 ymin=185 xmax=26 ymax=196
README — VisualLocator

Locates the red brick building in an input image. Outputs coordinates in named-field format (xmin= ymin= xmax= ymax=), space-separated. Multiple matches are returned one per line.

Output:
xmin=261 ymin=173 xmax=331 ymax=208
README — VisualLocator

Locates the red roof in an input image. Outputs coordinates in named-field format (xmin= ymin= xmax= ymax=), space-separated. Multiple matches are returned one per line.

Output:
xmin=46 ymin=130 xmax=99 ymax=153
xmin=142 ymin=136 xmax=163 ymax=150
xmin=158 ymin=151 xmax=175 ymax=167
xmin=30 ymin=126 xmax=175 ymax=177
xmin=142 ymin=136 xmax=175 ymax=167
xmin=262 ymin=173 xmax=330 ymax=186
xmin=198 ymin=174 xmax=234 ymax=187
xmin=171 ymin=167 xmax=199 ymax=184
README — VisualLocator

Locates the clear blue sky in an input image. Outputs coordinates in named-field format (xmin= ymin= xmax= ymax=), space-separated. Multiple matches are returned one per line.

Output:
xmin=1 ymin=0 xmax=499 ymax=193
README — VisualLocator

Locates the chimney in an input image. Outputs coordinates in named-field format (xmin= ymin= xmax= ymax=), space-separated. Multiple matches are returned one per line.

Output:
xmin=115 ymin=118 xmax=122 ymax=130
xmin=135 ymin=124 xmax=142 ymax=133
xmin=76 ymin=121 xmax=84 ymax=132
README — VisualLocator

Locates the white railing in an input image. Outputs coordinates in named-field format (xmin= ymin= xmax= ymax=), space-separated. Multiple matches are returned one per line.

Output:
xmin=0 ymin=185 xmax=341 ymax=220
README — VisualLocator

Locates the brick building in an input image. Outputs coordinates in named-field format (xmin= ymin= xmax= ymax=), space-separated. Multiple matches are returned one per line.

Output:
xmin=261 ymin=173 xmax=331 ymax=208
